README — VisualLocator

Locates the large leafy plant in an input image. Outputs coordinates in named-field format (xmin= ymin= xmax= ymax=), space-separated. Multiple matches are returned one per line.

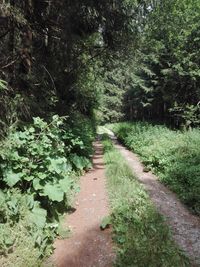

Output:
xmin=1 ymin=116 xmax=72 ymax=204
xmin=0 ymin=115 xmax=90 ymax=211
xmin=0 ymin=114 xmax=94 ymax=262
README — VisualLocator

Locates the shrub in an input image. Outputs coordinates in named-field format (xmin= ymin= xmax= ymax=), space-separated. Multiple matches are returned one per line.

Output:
xmin=0 ymin=114 xmax=95 ymax=263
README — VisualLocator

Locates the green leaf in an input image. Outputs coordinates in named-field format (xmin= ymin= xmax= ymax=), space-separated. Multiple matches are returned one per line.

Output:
xmin=48 ymin=157 xmax=70 ymax=174
xmin=29 ymin=207 xmax=47 ymax=228
xmin=25 ymin=194 xmax=35 ymax=209
xmin=4 ymin=236 xmax=15 ymax=246
xmin=33 ymin=178 xmax=44 ymax=190
xmin=0 ymin=79 xmax=8 ymax=91
xmin=43 ymin=184 xmax=64 ymax=202
xmin=100 ymin=216 xmax=111 ymax=230
xmin=24 ymin=175 xmax=34 ymax=182
xmin=0 ymin=190 xmax=5 ymax=205
xmin=59 ymin=177 xmax=72 ymax=193
xmin=70 ymin=154 xmax=88 ymax=170
xmin=38 ymin=173 xmax=47 ymax=180
xmin=4 ymin=170 xmax=23 ymax=187
xmin=57 ymin=224 xmax=70 ymax=239
xmin=29 ymin=127 xmax=35 ymax=133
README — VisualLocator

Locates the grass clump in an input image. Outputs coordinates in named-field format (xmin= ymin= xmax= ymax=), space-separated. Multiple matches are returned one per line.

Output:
xmin=102 ymin=135 xmax=189 ymax=267
xmin=109 ymin=122 xmax=200 ymax=215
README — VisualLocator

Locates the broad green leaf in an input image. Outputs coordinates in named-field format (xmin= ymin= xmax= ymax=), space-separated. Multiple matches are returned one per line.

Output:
xmin=48 ymin=157 xmax=70 ymax=174
xmin=25 ymin=194 xmax=35 ymax=209
xmin=33 ymin=178 xmax=44 ymax=190
xmin=38 ymin=173 xmax=47 ymax=180
xmin=70 ymin=154 xmax=87 ymax=170
xmin=4 ymin=170 xmax=23 ymax=187
xmin=59 ymin=177 xmax=72 ymax=193
xmin=57 ymin=224 xmax=70 ymax=239
xmin=24 ymin=175 xmax=35 ymax=182
xmin=29 ymin=207 xmax=47 ymax=228
xmin=43 ymin=184 xmax=64 ymax=202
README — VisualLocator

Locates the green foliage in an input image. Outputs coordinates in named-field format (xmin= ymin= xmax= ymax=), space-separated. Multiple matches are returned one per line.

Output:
xmin=103 ymin=136 xmax=189 ymax=267
xmin=0 ymin=189 xmax=49 ymax=267
xmin=111 ymin=122 xmax=200 ymax=215
xmin=0 ymin=80 xmax=7 ymax=91
xmin=169 ymin=103 xmax=200 ymax=129
xmin=1 ymin=0 xmax=145 ymax=132
xmin=0 ymin=116 xmax=77 ymax=207
xmin=100 ymin=216 xmax=111 ymax=230
xmin=97 ymin=56 xmax=128 ymax=124
xmin=0 ymin=114 xmax=95 ymax=264
xmin=124 ymin=0 xmax=200 ymax=125
xmin=1 ymin=0 xmax=200 ymax=264
xmin=67 ymin=112 xmax=96 ymax=161
xmin=101 ymin=134 xmax=114 ymax=153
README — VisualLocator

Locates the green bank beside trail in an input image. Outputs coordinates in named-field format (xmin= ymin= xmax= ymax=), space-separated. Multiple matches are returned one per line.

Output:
xmin=101 ymin=134 xmax=189 ymax=267
xmin=108 ymin=122 xmax=200 ymax=216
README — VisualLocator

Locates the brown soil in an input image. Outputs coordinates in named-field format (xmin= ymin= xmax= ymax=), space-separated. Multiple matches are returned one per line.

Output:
xmin=113 ymin=138 xmax=200 ymax=266
xmin=50 ymin=141 xmax=115 ymax=267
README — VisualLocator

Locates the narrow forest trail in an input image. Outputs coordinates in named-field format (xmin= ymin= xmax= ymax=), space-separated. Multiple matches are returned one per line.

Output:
xmin=50 ymin=141 xmax=115 ymax=267
xmin=109 ymin=135 xmax=200 ymax=266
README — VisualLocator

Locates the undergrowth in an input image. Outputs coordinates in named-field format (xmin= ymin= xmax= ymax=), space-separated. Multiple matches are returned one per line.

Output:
xmin=0 ymin=114 xmax=95 ymax=266
xmin=109 ymin=122 xmax=200 ymax=215
xmin=102 ymin=134 xmax=189 ymax=267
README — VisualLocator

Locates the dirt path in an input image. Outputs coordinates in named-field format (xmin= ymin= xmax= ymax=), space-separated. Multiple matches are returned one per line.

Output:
xmin=50 ymin=141 xmax=115 ymax=267
xmin=112 ymin=137 xmax=200 ymax=266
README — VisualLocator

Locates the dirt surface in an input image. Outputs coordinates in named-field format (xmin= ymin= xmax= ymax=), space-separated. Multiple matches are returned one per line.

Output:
xmin=112 ymin=138 xmax=200 ymax=266
xmin=50 ymin=141 xmax=115 ymax=267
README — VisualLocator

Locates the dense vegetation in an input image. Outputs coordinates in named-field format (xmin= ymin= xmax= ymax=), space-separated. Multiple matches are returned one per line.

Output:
xmin=110 ymin=122 xmax=200 ymax=215
xmin=102 ymin=134 xmax=189 ymax=267
xmin=0 ymin=0 xmax=148 ymax=132
xmin=97 ymin=0 xmax=200 ymax=127
xmin=0 ymin=115 xmax=95 ymax=266
xmin=123 ymin=0 xmax=200 ymax=126
xmin=0 ymin=0 xmax=200 ymax=265
xmin=2 ymin=0 xmax=199 ymax=129
xmin=0 ymin=0 xmax=143 ymax=264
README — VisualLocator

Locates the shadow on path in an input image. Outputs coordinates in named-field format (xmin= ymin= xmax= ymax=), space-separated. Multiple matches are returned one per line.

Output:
xmin=49 ymin=141 xmax=115 ymax=267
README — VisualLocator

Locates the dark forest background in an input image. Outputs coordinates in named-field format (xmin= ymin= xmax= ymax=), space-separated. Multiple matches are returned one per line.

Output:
xmin=0 ymin=0 xmax=199 ymax=133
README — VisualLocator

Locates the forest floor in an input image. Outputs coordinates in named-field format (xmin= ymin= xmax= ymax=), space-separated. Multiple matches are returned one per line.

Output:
xmin=108 ymin=131 xmax=200 ymax=266
xmin=49 ymin=141 xmax=115 ymax=267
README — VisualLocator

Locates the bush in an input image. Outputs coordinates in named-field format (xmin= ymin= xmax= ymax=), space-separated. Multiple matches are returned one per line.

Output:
xmin=1 ymin=116 xmax=77 ymax=208
xmin=0 ymin=114 xmax=95 ymax=264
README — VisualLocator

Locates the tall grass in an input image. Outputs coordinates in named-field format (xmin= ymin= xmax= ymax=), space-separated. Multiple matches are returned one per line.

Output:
xmin=109 ymin=122 xmax=200 ymax=215
xmin=102 ymin=135 xmax=189 ymax=267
